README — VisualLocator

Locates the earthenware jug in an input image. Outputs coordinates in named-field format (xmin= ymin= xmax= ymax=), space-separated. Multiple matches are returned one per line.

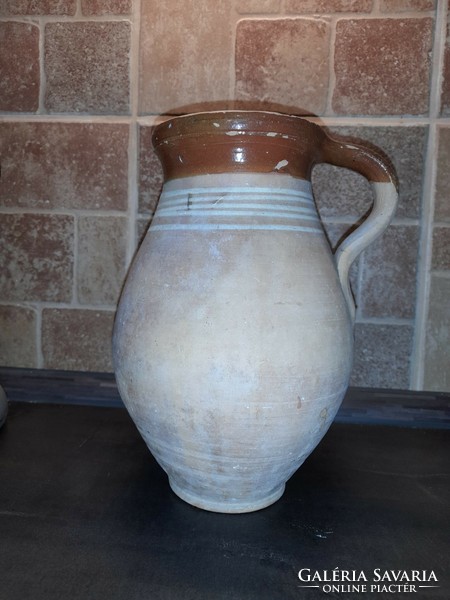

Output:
xmin=113 ymin=111 xmax=398 ymax=513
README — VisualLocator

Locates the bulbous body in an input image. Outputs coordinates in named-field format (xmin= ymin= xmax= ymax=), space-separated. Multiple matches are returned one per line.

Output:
xmin=113 ymin=112 xmax=398 ymax=513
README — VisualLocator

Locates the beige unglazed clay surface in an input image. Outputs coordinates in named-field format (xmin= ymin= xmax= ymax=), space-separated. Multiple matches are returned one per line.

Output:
xmin=113 ymin=172 xmax=354 ymax=512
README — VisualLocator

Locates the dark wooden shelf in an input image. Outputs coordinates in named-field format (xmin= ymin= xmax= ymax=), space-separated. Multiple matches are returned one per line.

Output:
xmin=0 ymin=369 xmax=449 ymax=599
xmin=1 ymin=367 xmax=449 ymax=428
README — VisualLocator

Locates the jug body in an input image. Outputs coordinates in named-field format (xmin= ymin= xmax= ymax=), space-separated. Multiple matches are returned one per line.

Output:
xmin=113 ymin=111 xmax=398 ymax=513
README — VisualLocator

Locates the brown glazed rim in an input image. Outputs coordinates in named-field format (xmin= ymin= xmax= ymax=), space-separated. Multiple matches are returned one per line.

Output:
xmin=153 ymin=110 xmax=320 ymax=140
xmin=152 ymin=111 xmax=398 ymax=189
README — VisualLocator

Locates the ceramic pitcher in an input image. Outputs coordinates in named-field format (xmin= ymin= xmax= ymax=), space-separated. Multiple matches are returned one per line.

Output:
xmin=113 ymin=111 xmax=398 ymax=513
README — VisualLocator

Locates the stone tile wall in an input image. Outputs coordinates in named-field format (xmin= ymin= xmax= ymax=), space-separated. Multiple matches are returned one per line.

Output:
xmin=0 ymin=0 xmax=449 ymax=391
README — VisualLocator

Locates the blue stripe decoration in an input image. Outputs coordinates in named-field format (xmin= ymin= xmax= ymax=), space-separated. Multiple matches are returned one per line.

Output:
xmin=150 ymin=223 xmax=323 ymax=233
xmin=156 ymin=209 xmax=319 ymax=221
xmin=161 ymin=186 xmax=314 ymax=201
xmin=158 ymin=199 xmax=316 ymax=212
xmin=151 ymin=185 xmax=321 ymax=233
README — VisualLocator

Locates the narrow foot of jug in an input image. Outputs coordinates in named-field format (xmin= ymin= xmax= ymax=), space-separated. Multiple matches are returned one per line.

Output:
xmin=168 ymin=479 xmax=286 ymax=514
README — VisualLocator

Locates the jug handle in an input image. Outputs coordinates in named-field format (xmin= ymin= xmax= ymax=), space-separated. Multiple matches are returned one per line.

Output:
xmin=320 ymin=136 xmax=399 ymax=322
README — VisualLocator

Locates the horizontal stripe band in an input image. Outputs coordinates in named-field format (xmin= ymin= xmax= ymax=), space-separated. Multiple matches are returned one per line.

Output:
xmin=157 ymin=200 xmax=316 ymax=214
xmin=154 ymin=210 xmax=319 ymax=222
xmin=155 ymin=181 xmax=319 ymax=233
xmin=159 ymin=194 xmax=314 ymax=209
xmin=162 ymin=185 xmax=313 ymax=202
xmin=150 ymin=223 xmax=322 ymax=233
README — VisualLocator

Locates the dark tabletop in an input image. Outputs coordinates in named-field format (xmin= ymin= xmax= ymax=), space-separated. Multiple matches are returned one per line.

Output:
xmin=0 ymin=401 xmax=449 ymax=600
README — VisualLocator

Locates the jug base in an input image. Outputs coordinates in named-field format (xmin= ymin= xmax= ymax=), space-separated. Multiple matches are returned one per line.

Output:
xmin=168 ymin=479 xmax=286 ymax=514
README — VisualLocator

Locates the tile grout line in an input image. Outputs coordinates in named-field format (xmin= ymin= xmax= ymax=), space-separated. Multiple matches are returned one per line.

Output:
xmin=356 ymin=316 xmax=414 ymax=326
xmin=0 ymin=207 xmax=129 ymax=217
xmin=355 ymin=252 xmax=365 ymax=323
xmin=230 ymin=5 xmax=239 ymax=105
xmin=325 ymin=16 xmax=337 ymax=116
xmin=411 ymin=123 xmax=438 ymax=390
xmin=125 ymin=0 xmax=141 ymax=269
xmin=0 ymin=300 xmax=116 ymax=311
xmin=70 ymin=0 xmax=80 ymax=316
xmin=0 ymin=114 xmax=133 ymax=123
xmin=410 ymin=0 xmax=447 ymax=390
xmin=37 ymin=17 xmax=45 ymax=113
xmin=35 ymin=304 xmax=44 ymax=369
xmin=3 ymin=113 xmax=450 ymax=126
xmin=72 ymin=213 xmax=79 ymax=308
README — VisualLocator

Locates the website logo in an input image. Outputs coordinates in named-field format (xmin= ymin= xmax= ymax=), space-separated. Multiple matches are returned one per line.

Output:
xmin=297 ymin=568 xmax=440 ymax=594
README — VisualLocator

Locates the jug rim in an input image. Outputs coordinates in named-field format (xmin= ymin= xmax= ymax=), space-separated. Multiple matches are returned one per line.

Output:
xmin=152 ymin=110 xmax=324 ymax=153
xmin=153 ymin=110 xmax=320 ymax=136
xmin=152 ymin=110 xmax=326 ymax=182
xmin=152 ymin=110 xmax=398 ymax=188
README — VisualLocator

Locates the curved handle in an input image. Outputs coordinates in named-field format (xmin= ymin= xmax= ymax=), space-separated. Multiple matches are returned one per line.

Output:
xmin=320 ymin=136 xmax=399 ymax=321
